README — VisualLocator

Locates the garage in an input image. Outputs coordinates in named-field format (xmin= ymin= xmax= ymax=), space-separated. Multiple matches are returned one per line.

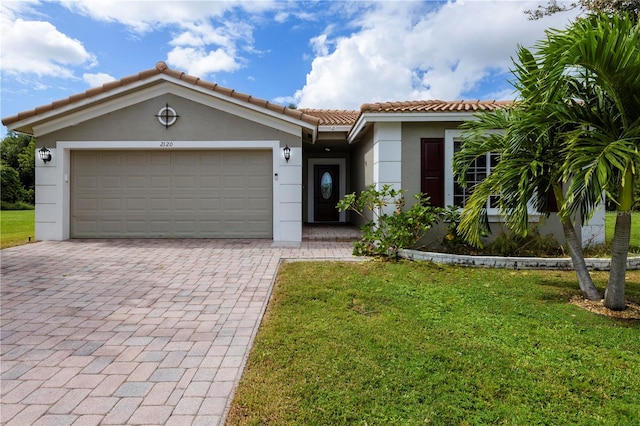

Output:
xmin=71 ymin=150 xmax=273 ymax=238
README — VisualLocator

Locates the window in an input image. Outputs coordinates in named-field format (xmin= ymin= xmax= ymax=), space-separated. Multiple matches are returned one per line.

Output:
xmin=445 ymin=129 xmax=501 ymax=213
xmin=452 ymin=140 xmax=500 ymax=208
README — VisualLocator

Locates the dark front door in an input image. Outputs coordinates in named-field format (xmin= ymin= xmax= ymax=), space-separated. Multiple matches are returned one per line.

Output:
xmin=421 ymin=138 xmax=445 ymax=207
xmin=314 ymin=164 xmax=340 ymax=222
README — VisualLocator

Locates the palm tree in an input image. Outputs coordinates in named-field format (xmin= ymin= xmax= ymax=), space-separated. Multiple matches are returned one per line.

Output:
xmin=456 ymin=13 xmax=639 ymax=310
xmin=454 ymin=46 xmax=602 ymax=301
xmin=540 ymin=13 xmax=640 ymax=310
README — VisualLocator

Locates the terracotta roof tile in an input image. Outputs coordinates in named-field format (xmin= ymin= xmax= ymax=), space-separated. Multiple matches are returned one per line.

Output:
xmin=2 ymin=61 xmax=320 ymax=128
xmin=359 ymin=99 xmax=513 ymax=113
xmin=299 ymin=109 xmax=360 ymax=126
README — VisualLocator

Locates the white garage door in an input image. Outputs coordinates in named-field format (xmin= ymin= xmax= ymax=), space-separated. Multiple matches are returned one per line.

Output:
xmin=71 ymin=150 xmax=272 ymax=238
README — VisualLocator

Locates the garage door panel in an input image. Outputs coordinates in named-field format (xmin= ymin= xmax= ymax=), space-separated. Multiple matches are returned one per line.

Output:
xmin=150 ymin=152 xmax=171 ymax=166
xmin=75 ymin=176 xmax=97 ymax=189
xmin=174 ymin=153 xmax=197 ymax=167
xmin=101 ymin=199 xmax=122 ymax=211
xmin=101 ymin=176 xmax=121 ymax=188
xmin=125 ymin=199 xmax=146 ymax=211
xmin=101 ymin=152 xmax=124 ymax=166
xmin=175 ymin=199 xmax=197 ymax=210
xmin=71 ymin=150 xmax=272 ymax=238
xmin=126 ymin=176 xmax=146 ymax=188
xmin=100 ymin=221 xmax=123 ymax=233
xmin=198 ymin=198 xmax=221 ymax=211
xmin=150 ymin=176 xmax=170 ymax=188
xmin=150 ymin=198 xmax=171 ymax=210
xmin=199 ymin=176 xmax=221 ymax=188
xmin=73 ymin=195 xmax=97 ymax=210
xmin=175 ymin=176 xmax=196 ymax=188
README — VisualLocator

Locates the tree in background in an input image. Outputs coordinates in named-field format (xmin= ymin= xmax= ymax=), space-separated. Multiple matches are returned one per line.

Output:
xmin=1 ymin=132 xmax=35 ymax=207
xmin=526 ymin=0 xmax=639 ymax=21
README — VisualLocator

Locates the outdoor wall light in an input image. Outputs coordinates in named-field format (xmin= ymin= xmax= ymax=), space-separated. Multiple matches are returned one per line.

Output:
xmin=283 ymin=145 xmax=291 ymax=163
xmin=38 ymin=147 xmax=52 ymax=163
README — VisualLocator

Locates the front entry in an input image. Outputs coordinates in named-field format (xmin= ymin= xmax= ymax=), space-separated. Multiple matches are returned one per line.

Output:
xmin=314 ymin=164 xmax=340 ymax=222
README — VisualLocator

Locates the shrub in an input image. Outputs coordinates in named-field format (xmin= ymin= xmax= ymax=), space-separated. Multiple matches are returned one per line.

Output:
xmin=0 ymin=201 xmax=35 ymax=210
xmin=337 ymin=185 xmax=444 ymax=259
xmin=486 ymin=229 xmax=565 ymax=257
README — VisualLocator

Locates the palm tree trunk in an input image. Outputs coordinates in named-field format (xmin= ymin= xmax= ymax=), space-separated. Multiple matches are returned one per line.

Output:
xmin=561 ymin=218 xmax=602 ymax=300
xmin=554 ymin=184 xmax=601 ymax=300
xmin=604 ymin=211 xmax=631 ymax=310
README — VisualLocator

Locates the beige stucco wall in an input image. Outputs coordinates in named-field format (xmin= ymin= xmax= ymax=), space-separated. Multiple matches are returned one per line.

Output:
xmin=401 ymin=121 xmax=461 ymax=205
xmin=398 ymin=121 xmax=570 ymax=249
xmin=37 ymin=93 xmax=301 ymax=149
xmin=348 ymin=127 xmax=374 ymax=226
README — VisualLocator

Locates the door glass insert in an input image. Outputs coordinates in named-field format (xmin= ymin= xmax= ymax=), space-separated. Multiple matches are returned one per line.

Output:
xmin=320 ymin=171 xmax=333 ymax=199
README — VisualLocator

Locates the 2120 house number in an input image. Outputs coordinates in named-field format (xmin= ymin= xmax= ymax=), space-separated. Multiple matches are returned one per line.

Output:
xmin=160 ymin=141 xmax=174 ymax=147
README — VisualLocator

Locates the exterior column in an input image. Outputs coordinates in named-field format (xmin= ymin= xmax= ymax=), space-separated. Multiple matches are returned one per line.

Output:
xmin=373 ymin=122 xmax=402 ymax=215
xmin=276 ymin=144 xmax=302 ymax=244
xmin=35 ymin=147 xmax=63 ymax=240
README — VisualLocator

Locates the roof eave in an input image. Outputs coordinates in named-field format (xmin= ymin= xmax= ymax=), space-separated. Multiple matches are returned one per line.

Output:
xmin=348 ymin=111 xmax=479 ymax=143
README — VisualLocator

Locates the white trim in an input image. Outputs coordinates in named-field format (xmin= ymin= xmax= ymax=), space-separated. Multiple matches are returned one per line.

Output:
xmin=307 ymin=158 xmax=347 ymax=223
xmin=348 ymin=112 xmax=478 ymax=143
xmin=42 ymin=140 xmax=301 ymax=242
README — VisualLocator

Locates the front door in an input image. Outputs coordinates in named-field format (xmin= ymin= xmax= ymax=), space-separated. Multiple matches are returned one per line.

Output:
xmin=314 ymin=164 xmax=340 ymax=222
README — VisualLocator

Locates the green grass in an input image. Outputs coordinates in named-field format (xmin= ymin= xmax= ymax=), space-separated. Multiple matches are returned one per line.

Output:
xmin=606 ymin=211 xmax=640 ymax=249
xmin=0 ymin=209 xmax=35 ymax=249
xmin=228 ymin=261 xmax=640 ymax=425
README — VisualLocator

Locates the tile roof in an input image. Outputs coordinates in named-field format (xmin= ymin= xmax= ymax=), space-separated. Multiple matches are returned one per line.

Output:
xmin=2 ymin=61 xmax=320 ymax=128
xmin=298 ymin=109 xmax=360 ymax=126
xmin=301 ymin=100 xmax=513 ymax=127
xmin=359 ymin=99 xmax=513 ymax=113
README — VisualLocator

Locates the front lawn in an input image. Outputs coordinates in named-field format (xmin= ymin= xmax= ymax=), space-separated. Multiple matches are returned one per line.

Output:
xmin=0 ymin=209 xmax=35 ymax=249
xmin=228 ymin=261 xmax=640 ymax=425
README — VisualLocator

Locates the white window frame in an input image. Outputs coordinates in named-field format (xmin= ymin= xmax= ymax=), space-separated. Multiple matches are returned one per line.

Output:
xmin=444 ymin=129 xmax=501 ymax=215
xmin=444 ymin=129 xmax=541 ymax=220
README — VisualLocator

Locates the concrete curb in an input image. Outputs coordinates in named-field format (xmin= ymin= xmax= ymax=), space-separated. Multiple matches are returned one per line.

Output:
xmin=398 ymin=249 xmax=640 ymax=271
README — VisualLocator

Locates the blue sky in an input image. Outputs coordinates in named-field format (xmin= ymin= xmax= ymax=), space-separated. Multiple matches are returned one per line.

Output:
xmin=1 ymin=0 xmax=581 ymax=135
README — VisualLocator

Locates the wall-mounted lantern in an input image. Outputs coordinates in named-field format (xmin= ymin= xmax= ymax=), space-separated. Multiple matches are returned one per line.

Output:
xmin=283 ymin=145 xmax=291 ymax=163
xmin=38 ymin=147 xmax=52 ymax=163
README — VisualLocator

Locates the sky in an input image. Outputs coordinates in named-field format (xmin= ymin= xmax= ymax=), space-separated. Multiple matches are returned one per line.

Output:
xmin=1 ymin=0 xmax=582 ymax=135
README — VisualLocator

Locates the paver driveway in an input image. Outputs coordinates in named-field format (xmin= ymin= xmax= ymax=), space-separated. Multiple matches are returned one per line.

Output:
xmin=1 ymin=239 xmax=357 ymax=425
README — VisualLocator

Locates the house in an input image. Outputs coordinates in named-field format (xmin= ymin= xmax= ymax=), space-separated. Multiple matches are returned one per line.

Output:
xmin=2 ymin=62 xmax=604 ymax=246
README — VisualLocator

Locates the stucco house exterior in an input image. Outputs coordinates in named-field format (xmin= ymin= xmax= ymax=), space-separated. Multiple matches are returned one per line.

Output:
xmin=2 ymin=62 xmax=604 ymax=246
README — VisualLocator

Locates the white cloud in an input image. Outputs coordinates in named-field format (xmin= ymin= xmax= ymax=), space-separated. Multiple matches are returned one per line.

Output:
xmin=310 ymin=33 xmax=330 ymax=56
xmin=295 ymin=1 xmax=581 ymax=109
xmin=0 ymin=17 xmax=95 ymax=78
xmin=167 ymin=46 xmax=241 ymax=76
xmin=83 ymin=72 xmax=116 ymax=87
xmin=60 ymin=0 xmax=265 ymax=33
xmin=60 ymin=0 xmax=274 ymax=78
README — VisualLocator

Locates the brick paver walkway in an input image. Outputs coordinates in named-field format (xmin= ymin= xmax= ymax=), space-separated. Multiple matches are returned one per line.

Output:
xmin=1 ymin=238 xmax=358 ymax=425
